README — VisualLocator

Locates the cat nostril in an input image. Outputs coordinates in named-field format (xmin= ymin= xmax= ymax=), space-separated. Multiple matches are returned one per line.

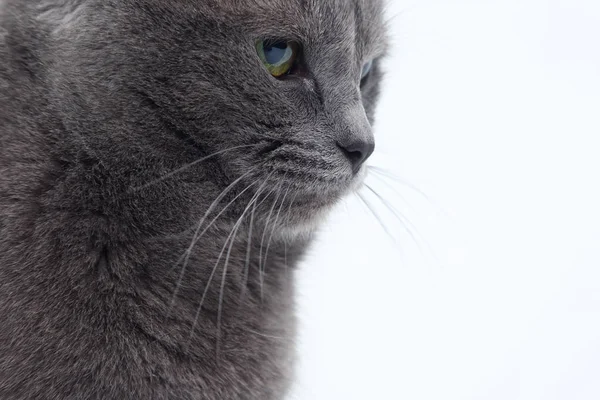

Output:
xmin=337 ymin=140 xmax=375 ymax=173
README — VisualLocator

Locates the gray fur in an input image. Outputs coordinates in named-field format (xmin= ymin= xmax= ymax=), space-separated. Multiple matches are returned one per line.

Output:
xmin=0 ymin=0 xmax=387 ymax=398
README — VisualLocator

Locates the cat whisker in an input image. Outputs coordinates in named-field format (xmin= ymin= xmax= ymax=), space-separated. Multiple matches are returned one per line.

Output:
xmin=186 ymin=228 xmax=235 ymax=352
xmin=281 ymin=190 xmax=299 ymax=271
xmin=367 ymin=170 xmax=418 ymax=216
xmin=263 ymin=182 xmax=291 ymax=281
xmin=245 ymin=328 xmax=284 ymax=341
xmin=258 ymin=180 xmax=285 ymax=300
xmin=240 ymin=173 xmax=274 ymax=303
xmin=187 ymin=177 xmax=268 ymax=351
xmin=367 ymin=165 xmax=431 ymax=201
xmin=363 ymin=183 xmax=436 ymax=262
xmin=240 ymin=191 xmax=258 ymax=303
xmin=216 ymin=216 xmax=244 ymax=358
xmin=356 ymin=191 xmax=398 ymax=247
xmin=169 ymin=166 xmax=259 ymax=313
xmin=364 ymin=183 xmax=419 ymax=241
xmin=130 ymin=144 xmax=257 ymax=193
xmin=368 ymin=165 xmax=455 ymax=228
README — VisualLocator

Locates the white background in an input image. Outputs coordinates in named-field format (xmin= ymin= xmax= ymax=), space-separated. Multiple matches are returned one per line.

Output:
xmin=291 ymin=0 xmax=600 ymax=399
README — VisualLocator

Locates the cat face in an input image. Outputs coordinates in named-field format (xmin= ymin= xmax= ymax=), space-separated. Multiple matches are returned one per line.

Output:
xmin=48 ymin=0 xmax=387 ymax=231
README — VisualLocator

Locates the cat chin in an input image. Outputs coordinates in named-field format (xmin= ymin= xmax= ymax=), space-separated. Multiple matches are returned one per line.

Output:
xmin=263 ymin=165 xmax=369 ymax=243
xmin=276 ymin=212 xmax=327 ymax=242
xmin=272 ymin=199 xmax=333 ymax=242
xmin=276 ymin=181 xmax=367 ymax=243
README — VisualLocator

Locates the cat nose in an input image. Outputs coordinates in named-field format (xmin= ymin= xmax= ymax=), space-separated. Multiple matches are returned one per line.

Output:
xmin=332 ymin=100 xmax=374 ymax=173
xmin=337 ymin=138 xmax=375 ymax=173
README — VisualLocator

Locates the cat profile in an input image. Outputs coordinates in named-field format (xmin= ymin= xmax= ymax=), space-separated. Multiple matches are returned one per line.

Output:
xmin=0 ymin=0 xmax=387 ymax=398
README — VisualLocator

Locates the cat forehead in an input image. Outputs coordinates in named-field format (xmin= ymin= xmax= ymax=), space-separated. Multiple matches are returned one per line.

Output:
xmin=204 ymin=0 xmax=384 ymax=18
xmin=174 ymin=0 xmax=388 ymax=56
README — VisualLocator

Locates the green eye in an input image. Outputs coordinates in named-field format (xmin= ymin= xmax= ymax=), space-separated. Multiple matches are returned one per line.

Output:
xmin=256 ymin=40 xmax=299 ymax=77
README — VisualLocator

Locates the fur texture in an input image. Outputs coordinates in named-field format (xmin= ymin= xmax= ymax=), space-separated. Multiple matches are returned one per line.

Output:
xmin=0 ymin=0 xmax=387 ymax=398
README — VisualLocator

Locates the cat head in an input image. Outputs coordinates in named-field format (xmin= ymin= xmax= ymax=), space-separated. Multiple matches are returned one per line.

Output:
xmin=43 ymin=0 xmax=388 ymax=235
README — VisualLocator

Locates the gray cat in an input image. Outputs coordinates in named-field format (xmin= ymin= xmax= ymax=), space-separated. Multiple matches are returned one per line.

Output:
xmin=0 ymin=0 xmax=387 ymax=398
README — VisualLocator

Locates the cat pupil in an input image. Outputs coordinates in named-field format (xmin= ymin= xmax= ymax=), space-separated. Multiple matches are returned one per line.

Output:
xmin=264 ymin=42 xmax=289 ymax=65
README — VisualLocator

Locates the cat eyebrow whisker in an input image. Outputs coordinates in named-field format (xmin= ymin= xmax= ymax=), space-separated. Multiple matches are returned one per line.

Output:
xmin=129 ymin=144 xmax=258 ymax=193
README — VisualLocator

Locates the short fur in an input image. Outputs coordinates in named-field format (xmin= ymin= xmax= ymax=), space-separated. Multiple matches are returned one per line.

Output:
xmin=0 ymin=0 xmax=387 ymax=398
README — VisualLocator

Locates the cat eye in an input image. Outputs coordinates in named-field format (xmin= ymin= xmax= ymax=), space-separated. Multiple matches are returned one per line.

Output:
xmin=361 ymin=60 xmax=374 ymax=81
xmin=256 ymin=40 xmax=299 ymax=78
